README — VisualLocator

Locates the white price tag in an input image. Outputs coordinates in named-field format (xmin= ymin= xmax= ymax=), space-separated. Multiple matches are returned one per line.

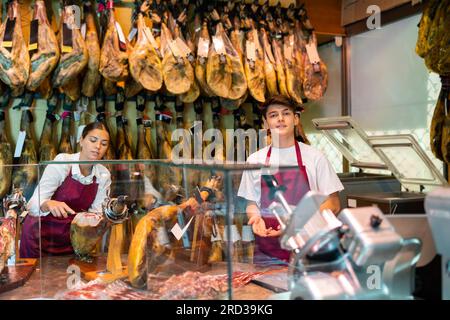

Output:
xmin=169 ymin=39 xmax=183 ymax=58
xmin=197 ymin=37 xmax=210 ymax=58
xmin=212 ymin=36 xmax=226 ymax=55
xmin=241 ymin=225 xmax=255 ymax=242
xmin=14 ymin=131 xmax=26 ymax=158
xmin=77 ymin=125 xmax=86 ymax=143
xmin=305 ymin=42 xmax=321 ymax=64
xmin=144 ymin=27 xmax=159 ymax=50
xmin=175 ymin=37 xmax=192 ymax=57
xmin=115 ymin=21 xmax=126 ymax=45
xmin=81 ymin=23 xmax=86 ymax=40
xmin=246 ymin=40 xmax=256 ymax=61
xmin=128 ymin=27 xmax=137 ymax=42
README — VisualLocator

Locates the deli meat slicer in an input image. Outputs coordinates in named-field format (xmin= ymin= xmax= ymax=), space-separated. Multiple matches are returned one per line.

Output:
xmin=262 ymin=174 xmax=423 ymax=299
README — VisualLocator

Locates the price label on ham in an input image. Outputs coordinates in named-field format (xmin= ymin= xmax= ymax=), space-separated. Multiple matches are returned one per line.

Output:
xmin=175 ymin=38 xmax=192 ymax=57
xmin=115 ymin=22 xmax=126 ymax=46
xmin=246 ymin=41 xmax=256 ymax=61
xmin=169 ymin=40 xmax=183 ymax=58
xmin=144 ymin=27 xmax=159 ymax=51
xmin=212 ymin=36 xmax=226 ymax=55
xmin=197 ymin=37 xmax=210 ymax=58
xmin=81 ymin=23 xmax=87 ymax=40
xmin=128 ymin=27 xmax=137 ymax=42
xmin=305 ymin=42 xmax=321 ymax=64
xmin=14 ymin=131 xmax=26 ymax=158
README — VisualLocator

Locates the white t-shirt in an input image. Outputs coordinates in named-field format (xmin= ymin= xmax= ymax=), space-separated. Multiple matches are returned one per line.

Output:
xmin=237 ymin=142 xmax=344 ymax=207
xmin=27 ymin=153 xmax=112 ymax=216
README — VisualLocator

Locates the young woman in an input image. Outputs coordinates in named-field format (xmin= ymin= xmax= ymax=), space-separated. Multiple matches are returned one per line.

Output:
xmin=20 ymin=122 xmax=112 ymax=258
xmin=238 ymin=95 xmax=344 ymax=264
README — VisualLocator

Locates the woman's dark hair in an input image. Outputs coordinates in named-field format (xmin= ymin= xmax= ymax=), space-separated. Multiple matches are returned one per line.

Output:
xmin=259 ymin=95 xmax=304 ymax=118
xmin=81 ymin=121 xmax=109 ymax=140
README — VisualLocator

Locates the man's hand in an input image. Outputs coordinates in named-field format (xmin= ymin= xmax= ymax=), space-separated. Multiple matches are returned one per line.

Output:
xmin=42 ymin=200 xmax=76 ymax=219
xmin=248 ymin=214 xmax=269 ymax=237
xmin=266 ymin=225 xmax=282 ymax=237
xmin=247 ymin=201 xmax=270 ymax=237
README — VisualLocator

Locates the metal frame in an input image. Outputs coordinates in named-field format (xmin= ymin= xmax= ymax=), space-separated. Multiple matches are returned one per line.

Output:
xmin=311 ymin=116 xmax=389 ymax=171
xmin=368 ymin=134 xmax=448 ymax=187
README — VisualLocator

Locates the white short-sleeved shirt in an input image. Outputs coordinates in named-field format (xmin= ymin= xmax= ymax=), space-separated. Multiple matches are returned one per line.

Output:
xmin=27 ymin=153 xmax=112 ymax=217
xmin=237 ymin=142 xmax=344 ymax=207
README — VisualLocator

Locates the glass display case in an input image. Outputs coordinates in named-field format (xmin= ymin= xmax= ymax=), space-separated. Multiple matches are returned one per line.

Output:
xmin=0 ymin=159 xmax=301 ymax=300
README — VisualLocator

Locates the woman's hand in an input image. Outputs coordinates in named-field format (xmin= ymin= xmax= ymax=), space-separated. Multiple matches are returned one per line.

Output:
xmin=42 ymin=200 xmax=76 ymax=219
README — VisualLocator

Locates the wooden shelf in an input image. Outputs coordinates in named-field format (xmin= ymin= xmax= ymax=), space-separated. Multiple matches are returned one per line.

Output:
xmin=304 ymin=0 xmax=346 ymax=36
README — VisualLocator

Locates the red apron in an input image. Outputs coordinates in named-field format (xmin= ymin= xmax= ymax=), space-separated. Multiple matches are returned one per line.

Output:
xmin=256 ymin=142 xmax=311 ymax=262
xmin=20 ymin=171 xmax=99 ymax=258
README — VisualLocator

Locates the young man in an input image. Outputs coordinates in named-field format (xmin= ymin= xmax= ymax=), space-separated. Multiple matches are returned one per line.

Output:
xmin=237 ymin=95 xmax=344 ymax=264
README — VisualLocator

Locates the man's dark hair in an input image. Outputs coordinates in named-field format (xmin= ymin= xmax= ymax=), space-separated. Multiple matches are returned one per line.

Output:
xmin=259 ymin=95 xmax=304 ymax=118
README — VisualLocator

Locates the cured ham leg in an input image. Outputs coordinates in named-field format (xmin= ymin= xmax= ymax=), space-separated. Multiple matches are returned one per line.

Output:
xmin=128 ymin=176 xmax=221 ymax=288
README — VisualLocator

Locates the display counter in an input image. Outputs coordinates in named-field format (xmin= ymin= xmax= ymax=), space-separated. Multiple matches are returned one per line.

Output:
xmin=0 ymin=160 xmax=296 ymax=300
xmin=0 ymin=256 xmax=277 ymax=300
